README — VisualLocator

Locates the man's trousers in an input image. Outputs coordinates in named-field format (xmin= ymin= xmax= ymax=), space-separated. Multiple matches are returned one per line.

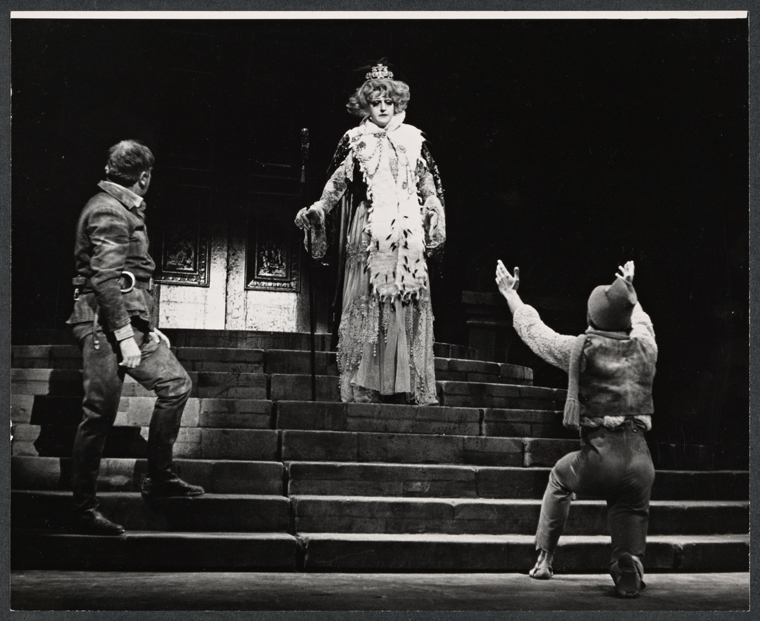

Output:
xmin=534 ymin=419 xmax=655 ymax=569
xmin=70 ymin=319 xmax=192 ymax=512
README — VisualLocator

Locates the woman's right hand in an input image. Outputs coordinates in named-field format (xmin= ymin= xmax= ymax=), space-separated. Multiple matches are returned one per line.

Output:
xmin=294 ymin=207 xmax=310 ymax=229
xmin=294 ymin=206 xmax=321 ymax=230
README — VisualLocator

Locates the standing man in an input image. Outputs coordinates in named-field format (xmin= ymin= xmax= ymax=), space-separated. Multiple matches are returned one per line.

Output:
xmin=496 ymin=260 xmax=657 ymax=598
xmin=67 ymin=139 xmax=204 ymax=536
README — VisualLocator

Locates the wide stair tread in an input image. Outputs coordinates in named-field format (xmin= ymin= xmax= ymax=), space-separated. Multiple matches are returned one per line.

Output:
xmin=12 ymin=456 xmax=749 ymax=501
xmin=12 ymin=488 xmax=746 ymax=537
xmin=12 ymin=530 xmax=747 ymax=572
xmin=14 ymin=395 xmax=572 ymax=438
xmin=289 ymin=494 xmax=747 ymax=536
xmin=12 ymin=490 xmax=290 ymax=532
xmin=12 ymin=341 xmax=481 ymax=363
xmin=11 ymin=367 xmax=549 ymax=408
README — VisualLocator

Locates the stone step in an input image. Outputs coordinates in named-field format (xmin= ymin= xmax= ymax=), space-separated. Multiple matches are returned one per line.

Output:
xmin=11 ymin=348 xmax=533 ymax=386
xmin=437 ymin=381 xmax=567 ymax=409
xmin=435 ymin=359 xmax=532 ymax=385
xmin=290 ymin=496 xmax=748 ymax=536
xmin=296 ymin=533 xmax=749 ymax=572
xmin=11 ymin=345 xmax=269 ymax=373
xmin=12 ymin=394 xmax=274 ymax=430
xmin=280 ymin=430 xmax=577 ymax=468
xmin=12 ymin=490 xmax=291 ymax=532
xmin=275 ymin=401 xmax=573 ymax=438
xmin=12 ymin=343 xmax=484 ymax=373
xmin=14 ymin=394 xmax=572 ymax=440
xmin=648 ymin=442 xmax=716 ymax=471
xmin=17 ymin=490 xmax=745 ymax=538
xmin=285 ymin=462 xmax=749 ymax=501
xmin=269 ymin=374 xmax=564 ymax=409
xmin=161 ymin=329 xmax=334 ymax=351
xmin=11 ymin=344 xmax=83 ymax=369
xmin=277 ymin=401 xmax=480 ymax=436
xmin=12 ymin=424 xmax=280 ymax=461
xmin=7 ymin=422 xmax=599 ymax=468
xmin=12 ymin=419 xmax=723 ymax=473
xmin=434 ymin=343 xmax=479 ymax=360
xmin=177 ymin=348 xmax=265 ymax=374
xmin=13 ymin=335 xmax=477 ymax=359
xmin=11 ymin=369 xmax=269 ymax=400
xmin=11 ymin=530 xmax=299 ymax=570
xmin=11 ymin=456 xmax=285 ymax=495
xmin=12 ymin=456 xmax=748 ymax=502
xmin=164 ymin=334 xmax=478 ymax=360
xmin=10 ymin=529 xmax=748 ymax=573
xmin=269 ymin=374 xmax=341 ymax=402
xmin=12 ymin=369 xmax=549 ymax=411
xmin=262 ymin=350 xmax=531 ymax=385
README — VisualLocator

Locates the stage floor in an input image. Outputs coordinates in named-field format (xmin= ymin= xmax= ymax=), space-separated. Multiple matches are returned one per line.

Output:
xmin=11 ymin=570 xmax=749 ymax=611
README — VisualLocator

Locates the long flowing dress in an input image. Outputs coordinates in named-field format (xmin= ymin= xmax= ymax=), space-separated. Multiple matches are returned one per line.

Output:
xmin=305 ymin=111 xmax=446 ymax=404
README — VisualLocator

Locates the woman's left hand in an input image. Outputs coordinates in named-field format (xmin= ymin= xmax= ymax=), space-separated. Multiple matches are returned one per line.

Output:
xmin=425 ymin=209 xmax=439 ymax=232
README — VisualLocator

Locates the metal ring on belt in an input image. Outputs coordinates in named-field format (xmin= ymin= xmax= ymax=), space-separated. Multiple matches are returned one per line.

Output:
xmin=120 ymin=270 xmax=136 ymax=293
xmin=73 ymin=272 xmax=152 ymax=295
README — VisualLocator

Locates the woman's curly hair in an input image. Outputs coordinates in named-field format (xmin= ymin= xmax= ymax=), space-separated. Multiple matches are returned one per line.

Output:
xmin=346 ymin=78 xmax=411 ymax=118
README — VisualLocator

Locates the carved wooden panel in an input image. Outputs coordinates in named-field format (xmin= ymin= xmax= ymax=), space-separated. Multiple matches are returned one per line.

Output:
xmin=154 ymin=186 xmax=211 ymax=287
xmin=245 ymin=194 xmax=301 ymax=293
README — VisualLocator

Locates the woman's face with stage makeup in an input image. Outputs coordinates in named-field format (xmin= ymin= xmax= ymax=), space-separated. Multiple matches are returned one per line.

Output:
xmin=368 ymin=93 xmax=394 ymax=127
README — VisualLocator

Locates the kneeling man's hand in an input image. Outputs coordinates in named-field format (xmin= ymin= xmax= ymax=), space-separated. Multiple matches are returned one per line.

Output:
xmin=496 ymin=260 xmax=520 ymax=296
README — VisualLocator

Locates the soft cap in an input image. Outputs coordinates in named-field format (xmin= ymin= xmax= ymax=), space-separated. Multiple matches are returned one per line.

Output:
xmin=587 ymin=277 xmax=637 ymax=331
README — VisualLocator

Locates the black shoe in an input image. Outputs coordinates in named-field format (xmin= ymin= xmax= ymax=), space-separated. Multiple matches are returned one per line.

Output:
xmin=70 ymin=509 xmax=125 ymax=536
xmin=141 ymin=475 xmax=205 ymax=499
xmin=614 ymin=553 xmax=643 ymax=598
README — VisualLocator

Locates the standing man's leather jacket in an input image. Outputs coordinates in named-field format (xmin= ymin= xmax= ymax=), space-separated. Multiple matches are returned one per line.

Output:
xmin=67 ymin=180 xmax=156 ymax=332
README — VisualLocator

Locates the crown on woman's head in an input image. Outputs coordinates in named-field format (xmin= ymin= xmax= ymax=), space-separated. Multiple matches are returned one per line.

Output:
xmin=366 ymin=63 xmax=394 ymax=81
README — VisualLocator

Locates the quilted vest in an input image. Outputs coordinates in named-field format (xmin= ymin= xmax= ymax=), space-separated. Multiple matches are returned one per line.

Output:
xmin=579 ymin=332 xmax=656 ymax=418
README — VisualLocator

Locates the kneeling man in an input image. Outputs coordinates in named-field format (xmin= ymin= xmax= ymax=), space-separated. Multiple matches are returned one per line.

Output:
xmin=496 ymin=260 xmax=657 ymax=598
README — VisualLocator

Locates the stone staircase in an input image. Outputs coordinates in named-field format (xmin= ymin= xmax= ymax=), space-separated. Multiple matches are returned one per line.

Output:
xmin=10 ymin=334 xmax=749 ymax=573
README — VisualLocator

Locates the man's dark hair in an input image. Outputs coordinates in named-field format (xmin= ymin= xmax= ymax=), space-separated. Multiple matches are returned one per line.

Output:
xmin=104 ymin=140 xmax=155 ymax=186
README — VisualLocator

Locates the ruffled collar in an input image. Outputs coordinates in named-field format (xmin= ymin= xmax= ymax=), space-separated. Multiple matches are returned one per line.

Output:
xmin=357 ymin=110 xmax=406 ymax=135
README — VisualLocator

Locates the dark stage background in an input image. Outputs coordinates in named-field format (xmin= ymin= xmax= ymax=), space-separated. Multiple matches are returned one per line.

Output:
xmin=11 ymin=18 xmax=748 ymax=467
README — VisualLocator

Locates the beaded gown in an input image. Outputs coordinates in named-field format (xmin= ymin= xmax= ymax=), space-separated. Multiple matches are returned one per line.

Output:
xmin=305 ymin=112 xmax=446 ymax=404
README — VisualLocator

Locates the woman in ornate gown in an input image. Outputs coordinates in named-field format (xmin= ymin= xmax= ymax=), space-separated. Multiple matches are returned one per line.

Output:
xmin=295 ymin=61 xmax=446 ymax=405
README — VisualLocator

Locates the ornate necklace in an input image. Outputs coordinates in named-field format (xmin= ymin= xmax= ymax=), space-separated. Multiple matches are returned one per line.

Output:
xmin=357 ymin=131 xmax=387 ymax=180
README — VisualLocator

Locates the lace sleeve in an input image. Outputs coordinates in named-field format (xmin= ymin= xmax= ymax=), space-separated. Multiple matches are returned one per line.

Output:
xmin=416 ymin=158 xmax=445 ymax=253
xmin=416 ymin=161 xmax=437 ymax=201
xmin=301 ymin=141 xmax=352 ymax=260
xmin=513 ymin=304 xmax=577 ymax=372
xmin=315 ymin=154 xmax=351 ymax=215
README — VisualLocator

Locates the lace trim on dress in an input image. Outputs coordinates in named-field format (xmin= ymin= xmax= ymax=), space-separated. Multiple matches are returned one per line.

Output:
xmin=407 ymin=296 xmax=438 ymax=405
xmin=346 ymin=241 xmax=366 ymax=266
xmin=337 ymin=294 xmax=380 ymax=375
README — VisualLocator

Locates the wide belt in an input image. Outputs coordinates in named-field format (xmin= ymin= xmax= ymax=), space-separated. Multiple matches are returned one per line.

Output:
xmin=72 ymin=271 xmax=153 ymax=296
xmin=72 ymin=270 xmax=153 ymax=351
